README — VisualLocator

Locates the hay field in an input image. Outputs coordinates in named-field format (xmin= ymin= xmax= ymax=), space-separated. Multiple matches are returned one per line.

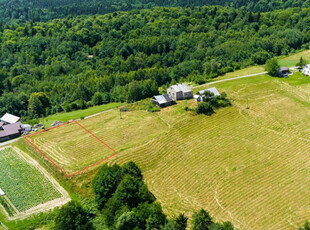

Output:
xmin=106 ymin=75 xmax=310 ymax=229
xmin=27 ymin=112 xmax=169 ymax=175
xmin=0 ymin=147 xmax=61 ymax=212
xmin=26 ymin=121 xmax=117 ymax=175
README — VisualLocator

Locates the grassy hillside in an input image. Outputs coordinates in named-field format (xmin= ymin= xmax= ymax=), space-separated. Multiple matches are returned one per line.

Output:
xmin=108 ymin=74 xmax=310 ymax=229
xmin=17 ymin=72 xmax=310 ymax=229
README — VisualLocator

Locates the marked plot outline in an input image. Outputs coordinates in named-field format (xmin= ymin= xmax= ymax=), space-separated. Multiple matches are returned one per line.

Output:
xmin=24 ymin=120 xmax=118 ymax=178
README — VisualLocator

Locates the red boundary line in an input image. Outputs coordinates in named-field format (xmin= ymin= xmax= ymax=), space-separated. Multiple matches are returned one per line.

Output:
xmin=24 ymin=120 xmax=118 ymax=178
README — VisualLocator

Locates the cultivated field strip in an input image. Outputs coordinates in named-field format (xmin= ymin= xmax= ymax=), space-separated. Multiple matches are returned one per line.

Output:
xmin=108 ymin=75 xmax=310 ymax=229
xmin=0 ymin=147 xmax=61 ymax=212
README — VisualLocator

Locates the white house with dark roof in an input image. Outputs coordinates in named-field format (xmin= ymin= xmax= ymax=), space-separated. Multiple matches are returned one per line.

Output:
xmin=167 ymin=83 xmax=193 ymax=100
xmin=152 ymin=94 xmax=175 ymax=108
xmin=0 ymin=113 xmax=20 ymax=125
xmin=194 ymin=87 xmax=221 ymax=102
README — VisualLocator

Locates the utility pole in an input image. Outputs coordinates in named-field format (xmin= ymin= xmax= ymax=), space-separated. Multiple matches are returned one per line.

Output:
xmin=120 ymin=108 xmax=122 ymax=119
xmin=246 ymin=96 xmax=249 ymax=109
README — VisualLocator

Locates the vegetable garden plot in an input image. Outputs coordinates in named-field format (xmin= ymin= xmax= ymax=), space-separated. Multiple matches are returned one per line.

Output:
xmin=25 ymin=120 xmax=118 ymax=177
xmin=0 ymin=147 xmax=61 ymax=212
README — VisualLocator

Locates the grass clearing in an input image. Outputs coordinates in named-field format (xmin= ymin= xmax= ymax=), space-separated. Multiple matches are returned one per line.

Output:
xmin=0 ymin=147 xmax=62 ymax=213
xmin=39 ymin=103 xmax=121 ymax=127
xmin=279 ymin=50 xmax=310 ymax=67
xmin=216 ymin=65 xmax=265 ymax=80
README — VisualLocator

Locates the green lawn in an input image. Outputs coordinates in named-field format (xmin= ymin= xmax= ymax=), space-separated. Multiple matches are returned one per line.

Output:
xmin=39 ymin=103 xmax=121 ymax=127
xmin=278 ymin=49 xmax=310 ymax=67
xmin=0 ymin=147 xmax=61 ymax=212
xmin=282 ymin=72 xmax=310 ymax=86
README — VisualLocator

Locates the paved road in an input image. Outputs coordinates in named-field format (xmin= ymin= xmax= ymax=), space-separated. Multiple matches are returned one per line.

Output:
xmin=193 ymin=71 xmax=268 ymax=89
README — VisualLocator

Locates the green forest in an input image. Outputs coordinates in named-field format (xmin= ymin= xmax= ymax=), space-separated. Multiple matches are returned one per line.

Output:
xmin=1 ymin=6 xmax=309 ymax=120
xmin=3 ymin=0 xmax=310 ymax=24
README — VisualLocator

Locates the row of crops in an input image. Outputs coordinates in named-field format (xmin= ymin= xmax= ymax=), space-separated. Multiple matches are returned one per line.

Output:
xmin=0 ymin=196 xmax=16 ymax=216
xmin=0 ymin=147 xmax=61 ymax=212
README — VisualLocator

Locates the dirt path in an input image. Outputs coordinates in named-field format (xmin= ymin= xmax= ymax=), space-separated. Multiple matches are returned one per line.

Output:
xmin=0 ymin=146 xmax=71 ymax=220
xmin=193 ymin=72 xmax=268 ymax=89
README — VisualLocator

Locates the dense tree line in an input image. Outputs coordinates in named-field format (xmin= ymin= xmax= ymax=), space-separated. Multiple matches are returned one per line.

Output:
xmin=54 ymin=162 xmax=234 ymax=229
xmin=2 ymin=0 xmax=310 ymax=24
xmin=0 ymin=6 xmax=310 ymax=119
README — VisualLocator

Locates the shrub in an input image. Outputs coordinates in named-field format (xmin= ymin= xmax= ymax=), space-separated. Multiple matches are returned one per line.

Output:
xmin=195 ymin=102 xmax=214 ymax=116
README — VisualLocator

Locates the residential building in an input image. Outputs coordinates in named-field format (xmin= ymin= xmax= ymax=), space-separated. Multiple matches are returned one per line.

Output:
xmin=167 ymin=83 xmax=193 ymax=100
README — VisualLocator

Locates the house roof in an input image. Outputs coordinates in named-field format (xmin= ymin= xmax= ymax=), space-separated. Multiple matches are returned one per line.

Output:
xmin=0 ymin=122 xmax=22 ymax=138
xmin=279 ymin=67 xmax=289 ymax=72
xmin=197 ymin=87 xmax=220 ymax=96
xmin=152 ymin=94 xmax=174 ymax=104
xmin=0 ymin=113 xmax=20 ymax=124
xmin=170 ymin=83 xmax=192 ymax=92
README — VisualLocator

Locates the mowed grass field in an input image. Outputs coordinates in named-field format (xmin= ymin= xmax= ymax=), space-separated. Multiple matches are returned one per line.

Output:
xmin=23 ymin=72 xmax=310 ymax=229
xmin=0 ymin=147 xmax=61 ymax=212
xmin=27 ymin=112 xmax=169 ymax=176
xmin=104 ymin=75 xmax=310 ymax=229
xmin=26 ymin=121 xmax=118 ymax=175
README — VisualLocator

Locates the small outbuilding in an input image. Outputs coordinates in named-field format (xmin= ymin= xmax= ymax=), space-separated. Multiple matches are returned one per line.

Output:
xmin=0 ymin=113 xmax=20 ymax=125
xmin=152 ymin=94 xmax=175 ymax=108
xmin=278 ymin=67 xmax=289 ymax=77
xmin=0 ymin=188 xmax=4 ymax=196
xmin=167 ymin=83 xmax=193 ymax=101
xmin=194 ymin=87 xmax=221 ymax=102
